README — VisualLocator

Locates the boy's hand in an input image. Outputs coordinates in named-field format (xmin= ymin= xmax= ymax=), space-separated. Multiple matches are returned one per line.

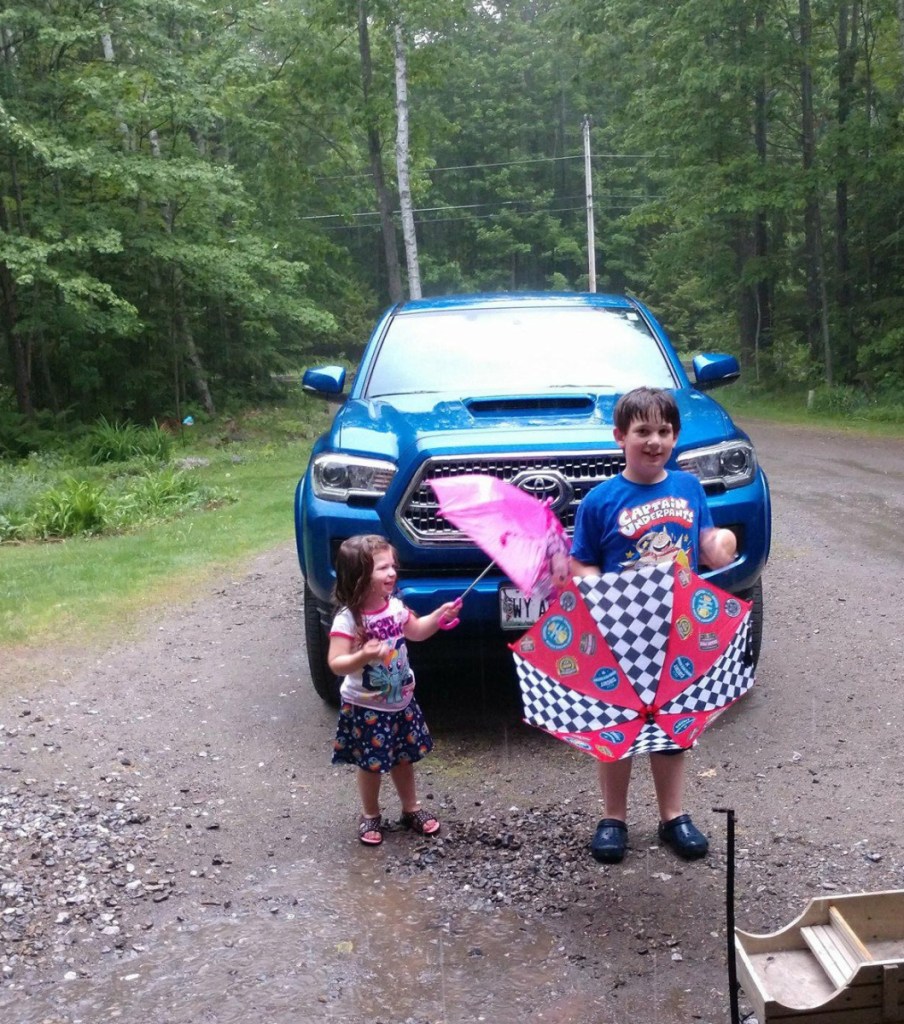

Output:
xmin=549 ymin=552 xmax=570 ymax=589
xmin=570 ymin=556 xmax=601 ymax=577
xmin=700 ymin=527 xmax=737 ymax=569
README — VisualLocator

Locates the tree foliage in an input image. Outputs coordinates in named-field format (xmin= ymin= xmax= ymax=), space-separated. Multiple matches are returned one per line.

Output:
xmin=2 ymin=0 xmax=904 ymax=426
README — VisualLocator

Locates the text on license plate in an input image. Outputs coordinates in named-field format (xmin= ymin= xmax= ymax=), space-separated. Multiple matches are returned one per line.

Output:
xmin=499 ymin=585 xmax=550 ymax=630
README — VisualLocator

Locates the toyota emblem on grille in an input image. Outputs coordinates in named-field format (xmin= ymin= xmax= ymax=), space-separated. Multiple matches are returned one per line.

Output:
xmin=510 ymin=470 xmax=573 ymax=512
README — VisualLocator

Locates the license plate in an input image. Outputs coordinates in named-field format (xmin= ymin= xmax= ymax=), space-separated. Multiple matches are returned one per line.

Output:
xmin=499 ymin=585 xmax=551 ymax=630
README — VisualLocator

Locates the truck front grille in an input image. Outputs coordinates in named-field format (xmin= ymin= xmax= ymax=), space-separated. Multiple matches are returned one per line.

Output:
xmin=397 ymin=452 xmax=626 ymax=544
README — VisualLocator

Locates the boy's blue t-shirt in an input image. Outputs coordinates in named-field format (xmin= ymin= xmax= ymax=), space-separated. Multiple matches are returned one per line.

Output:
xmin=570 ymin=469 xmax=714 ymax=574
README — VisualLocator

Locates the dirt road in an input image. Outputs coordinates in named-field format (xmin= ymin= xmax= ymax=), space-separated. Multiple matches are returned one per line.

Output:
xmin=1 ymin=419 xmax=902 ymax=1024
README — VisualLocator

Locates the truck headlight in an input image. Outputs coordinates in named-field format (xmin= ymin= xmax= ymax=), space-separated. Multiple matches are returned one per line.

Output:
xmin=677 ymin=441 xmax=757 ymax=490
xmin=310 ymin=454 xmax=396 ymax=501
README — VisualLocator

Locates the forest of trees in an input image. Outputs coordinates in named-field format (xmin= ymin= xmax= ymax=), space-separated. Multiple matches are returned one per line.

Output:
xmin=2 ymin=0 xmax=903 ymax=427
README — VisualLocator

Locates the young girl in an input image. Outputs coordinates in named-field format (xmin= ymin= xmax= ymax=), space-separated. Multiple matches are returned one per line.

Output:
xmin=328 ymin=534 xmax=462 ymax=846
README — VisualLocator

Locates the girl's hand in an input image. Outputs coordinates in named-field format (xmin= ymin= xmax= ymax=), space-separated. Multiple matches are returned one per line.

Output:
xmin=361 ymin=638 xmax=389 ymax=663
xmin=437 ymin=597 xmax=462 ymax=631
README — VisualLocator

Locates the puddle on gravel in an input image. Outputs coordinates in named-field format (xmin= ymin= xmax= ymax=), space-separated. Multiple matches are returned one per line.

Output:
xmin=1 ymin=856 xmax=642 ymax=1024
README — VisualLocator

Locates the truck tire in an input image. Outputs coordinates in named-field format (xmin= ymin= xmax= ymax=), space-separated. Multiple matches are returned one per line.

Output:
xmin=736 ymin=577 xmax=764 ymax=668
xmin=303 ymin=582 xmax=342 ymax=706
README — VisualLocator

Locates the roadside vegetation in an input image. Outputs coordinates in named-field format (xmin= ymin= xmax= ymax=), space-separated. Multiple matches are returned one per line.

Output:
xmin=0 ymin=393 xmax=333 ymax=648
xmin=1 ymin=384 xmax=901 ymax=653
xmin=719 ymin=383 xmax=904 ymax=435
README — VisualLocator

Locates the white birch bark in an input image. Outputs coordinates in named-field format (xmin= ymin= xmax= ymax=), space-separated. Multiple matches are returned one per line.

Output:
xmin=393 ymin=20 xmax=421 ymax=300
xmin=898 ymin=0 xmax=904 ymax=88
xmin=99 ymin=18 xmax=130 ymax=150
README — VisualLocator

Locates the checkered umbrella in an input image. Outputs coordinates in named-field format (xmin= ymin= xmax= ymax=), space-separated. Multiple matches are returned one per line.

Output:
xmin=510 ymin=562 xmax=755 ymax=761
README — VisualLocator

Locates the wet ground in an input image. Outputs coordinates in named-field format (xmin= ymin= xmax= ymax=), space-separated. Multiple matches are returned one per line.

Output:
xmin=1 ymin=419 xmax=903 ymax=1023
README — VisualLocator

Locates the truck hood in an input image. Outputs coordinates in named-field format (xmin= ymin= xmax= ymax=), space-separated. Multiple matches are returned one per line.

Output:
xmin=328 ymin=389 xmax=737 ymax=462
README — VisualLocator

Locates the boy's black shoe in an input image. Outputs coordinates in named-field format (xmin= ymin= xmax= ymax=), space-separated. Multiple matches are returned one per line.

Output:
xmin=591 ymin=818 xmax=628 ymax=863
xmin=658 ymin=814 xmax=708 ymax=859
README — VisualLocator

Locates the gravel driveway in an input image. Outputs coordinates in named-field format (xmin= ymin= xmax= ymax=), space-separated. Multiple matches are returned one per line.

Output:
xmin=1 ymin=418 xmax=902 ymax=1024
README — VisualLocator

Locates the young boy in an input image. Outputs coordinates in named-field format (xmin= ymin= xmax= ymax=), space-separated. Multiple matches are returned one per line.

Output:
xmin=570 ymin=386 xmax=738 ymax=864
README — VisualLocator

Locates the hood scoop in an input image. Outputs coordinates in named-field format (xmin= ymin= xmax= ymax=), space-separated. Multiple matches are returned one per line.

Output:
xmin=465 ymin=394 xmax=594 ymax=415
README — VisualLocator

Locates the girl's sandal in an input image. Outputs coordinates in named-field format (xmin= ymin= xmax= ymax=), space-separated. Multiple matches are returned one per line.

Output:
xmin=358 ymin=814 xmax=384 ymax=846
xmin=399 ymin=808 xmax=440 ymax=836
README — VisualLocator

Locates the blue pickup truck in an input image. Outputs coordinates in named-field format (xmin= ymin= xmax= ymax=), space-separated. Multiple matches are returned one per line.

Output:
xmin=295 ymin=292 xmax=771 ymax=704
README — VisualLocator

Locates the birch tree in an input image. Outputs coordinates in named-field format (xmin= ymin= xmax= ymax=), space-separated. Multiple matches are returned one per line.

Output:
xmin=357 ymin=0 xmax=404 ymax=303
xmin=393 ymin=17 xmax=421 ymax=298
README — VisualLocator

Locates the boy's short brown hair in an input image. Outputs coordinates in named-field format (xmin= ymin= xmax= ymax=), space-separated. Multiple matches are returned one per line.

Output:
xmin=613 ymin=386 xmax=681 ymax=435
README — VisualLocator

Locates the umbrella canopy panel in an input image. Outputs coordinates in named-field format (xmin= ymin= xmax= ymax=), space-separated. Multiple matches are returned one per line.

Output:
xmin=511 ymin=562 xmax=755 ymax=762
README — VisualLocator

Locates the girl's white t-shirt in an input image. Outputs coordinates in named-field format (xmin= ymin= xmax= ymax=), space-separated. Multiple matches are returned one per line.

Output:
xmin=330 ymin=597 xmax=415 ymax=711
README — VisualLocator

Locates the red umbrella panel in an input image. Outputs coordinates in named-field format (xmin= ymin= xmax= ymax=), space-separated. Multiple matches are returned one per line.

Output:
xmin=510 ymin=561 xmax=755 ymax=761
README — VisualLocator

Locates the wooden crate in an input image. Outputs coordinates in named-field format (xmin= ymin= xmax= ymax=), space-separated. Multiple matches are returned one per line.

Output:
xmin=736 ymin=890 xmax=904 ymax=1022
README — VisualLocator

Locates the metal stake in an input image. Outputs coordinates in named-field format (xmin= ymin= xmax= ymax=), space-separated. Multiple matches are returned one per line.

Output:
xmin=714 ymin=807 xmax=740 ymax=1024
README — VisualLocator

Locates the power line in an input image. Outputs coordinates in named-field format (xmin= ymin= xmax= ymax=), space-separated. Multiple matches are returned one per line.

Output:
xmin=298 ymin=192 xmax=654 ymax=223
xmin=312 ymin=151 xmax=654 ymax=183
xmin=315 ymin=201 xmax=651 ymax=232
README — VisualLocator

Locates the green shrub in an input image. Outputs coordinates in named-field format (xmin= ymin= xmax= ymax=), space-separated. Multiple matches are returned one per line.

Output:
xmin=29 ymin=477 xmax=110 ymax=538
xmin=0 ymin=452 xmax=72 ymax=540
xmin=113 ymin=468 xmax=229 ymax=524
xmin=807 ymin=384 xmax=868 ymax=416
xmin=806 ymin=384 xmax=904 ymax=422
xmin=0 ymin=407 xmax=72 ymax=459
xmin=0 ymin=513 xmax=24 ymax=542
xmin=82 ymin=417 xmax=173 ymax=464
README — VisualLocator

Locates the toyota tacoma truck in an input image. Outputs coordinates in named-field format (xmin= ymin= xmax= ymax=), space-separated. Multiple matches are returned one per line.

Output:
xmin=295 ymin=292 xmax=771 ymax=704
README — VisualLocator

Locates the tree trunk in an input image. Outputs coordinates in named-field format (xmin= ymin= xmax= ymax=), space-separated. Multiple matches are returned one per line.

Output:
xmin=99 ymin=25 xmax=131 ymax=150
xmin=835 ymin=4 xmax=857 ymax=376
xmin=736 ymin=5 xmax=771 ymax=379
xmin=173 ymin=297 xmax=215 ymax=416
xmin=0 ymin=266 xmax=32 ymax=418
xmin=150 ymin=127 xmax=216 ymax=416
xmin=799 ymin=0 xmax=833 ymax=385
xmin=358 ymin=0 xmax=403 ymax=304
xmin=752 ymin=3 xmax=773 ymax=376
xmin=0 ymin=189 xmax=34 ymax=417
xmin=393 ymin=20 xmax=421 ymax=299
xmin=897 ymin=0 xmax=904 ymax=90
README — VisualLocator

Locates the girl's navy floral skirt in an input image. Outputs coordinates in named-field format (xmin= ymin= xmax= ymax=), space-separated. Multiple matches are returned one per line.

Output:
xmin=331 ymin=698 xmax=433 ymax=773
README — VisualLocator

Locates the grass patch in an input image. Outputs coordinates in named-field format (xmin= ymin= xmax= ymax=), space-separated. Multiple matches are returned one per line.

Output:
xmin=0 ymin=394 xmax=330 ymax=647
xmin=718 ymin=384 xmax=904 ymax=437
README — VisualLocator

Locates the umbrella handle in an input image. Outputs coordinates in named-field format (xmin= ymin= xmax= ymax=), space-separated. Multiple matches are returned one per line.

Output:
xmin=438 ymin=562 xmax=496 ymax=629
xmin=436 ymin=596 xmax=465 ymax=631
xmin=454 ymin=560 xmax=497 ymax=603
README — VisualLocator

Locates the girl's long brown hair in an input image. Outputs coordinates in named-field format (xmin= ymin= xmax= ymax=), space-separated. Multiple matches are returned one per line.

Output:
xmin=332 ymin=534 xmax=398 ymax=626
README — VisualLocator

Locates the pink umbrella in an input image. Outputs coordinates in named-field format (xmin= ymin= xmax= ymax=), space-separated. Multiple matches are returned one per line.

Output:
xmin=428 ymin=474 xmax=570 ymax=601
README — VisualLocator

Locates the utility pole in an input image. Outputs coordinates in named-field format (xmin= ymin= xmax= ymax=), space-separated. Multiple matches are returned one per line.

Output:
xmin=582 ymin=114 xmax=597 ymax=292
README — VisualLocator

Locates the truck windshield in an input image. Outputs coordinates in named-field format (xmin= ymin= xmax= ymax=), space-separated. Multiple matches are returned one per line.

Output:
xmin=364 ymin=305 xmax=677 ymax=397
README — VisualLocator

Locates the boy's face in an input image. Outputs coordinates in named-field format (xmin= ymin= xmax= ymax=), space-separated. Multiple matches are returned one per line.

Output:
xmin=614 ymin=415 xmax=677 ymax=484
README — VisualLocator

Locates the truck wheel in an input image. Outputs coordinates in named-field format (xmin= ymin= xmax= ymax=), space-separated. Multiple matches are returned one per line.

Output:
xmin=736 ymin=577 xmax=764 ymax=668
xmin=303 ymin=582 xmax=342 ymax=706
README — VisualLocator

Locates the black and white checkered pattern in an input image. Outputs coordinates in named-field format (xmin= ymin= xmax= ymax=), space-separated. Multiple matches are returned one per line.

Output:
xmin=627 ymin=722 xmax=678 ymax=757
xmin=661 ymin=620 xmax=754 ymax=714
xmin=514 ymin=656 xmax=636 ymax=733
xmin=577 ymin=564 xmax=674 ymax=704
